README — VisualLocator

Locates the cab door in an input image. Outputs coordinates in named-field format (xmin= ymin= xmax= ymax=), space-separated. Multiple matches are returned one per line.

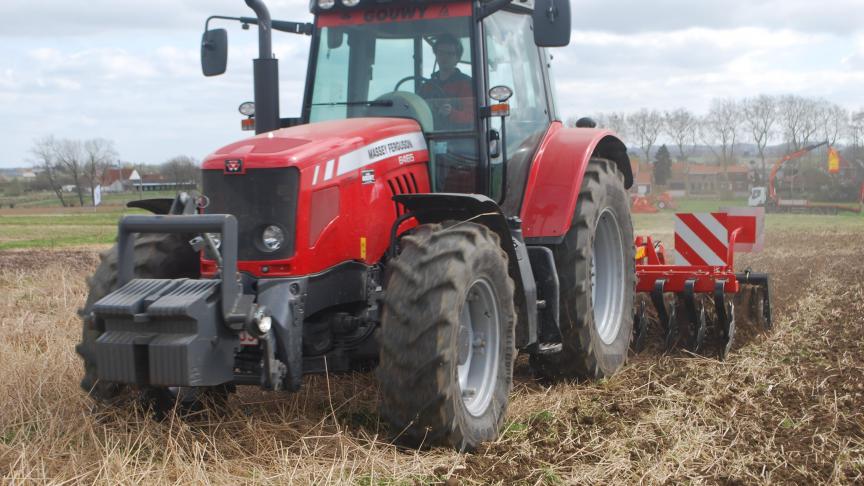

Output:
xmin=482 ymin=9 xmax=553 ymax=216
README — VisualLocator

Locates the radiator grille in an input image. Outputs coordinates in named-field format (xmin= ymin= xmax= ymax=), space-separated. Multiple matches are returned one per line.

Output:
xmin=202 ymin=167 xmax=299 ymax=260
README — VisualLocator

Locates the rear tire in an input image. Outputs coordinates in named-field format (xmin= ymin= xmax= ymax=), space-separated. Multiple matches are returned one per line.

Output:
xmin=377 ymin=223 xmax=516 ymax=450
xmin=531 ymin=158 xmax=635 ymax=380
xmin=76 ymin=233 xmax=200 ymax=404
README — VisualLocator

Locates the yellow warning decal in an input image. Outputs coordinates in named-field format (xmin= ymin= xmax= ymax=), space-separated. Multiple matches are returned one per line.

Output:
xmin=360 ymin=237 xmax=367 ymax=260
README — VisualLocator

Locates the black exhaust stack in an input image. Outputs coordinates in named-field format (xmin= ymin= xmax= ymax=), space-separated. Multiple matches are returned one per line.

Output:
xmin=245 ymin=0 xmax=280 ymax=134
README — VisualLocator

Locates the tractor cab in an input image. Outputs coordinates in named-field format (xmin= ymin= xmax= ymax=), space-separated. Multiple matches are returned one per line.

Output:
xmin=202 ymin=0 xmax=570 ymax=210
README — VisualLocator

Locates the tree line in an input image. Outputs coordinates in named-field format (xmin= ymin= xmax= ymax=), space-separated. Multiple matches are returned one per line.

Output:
xmin=567 ymin=95 xmax=864 ymax=182
xmin=19 ymin=136 xmax=199 ymax=207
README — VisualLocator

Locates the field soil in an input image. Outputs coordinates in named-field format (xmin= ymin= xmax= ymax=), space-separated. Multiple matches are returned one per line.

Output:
xmin=0 ymin=223 xmax=862 ymax=484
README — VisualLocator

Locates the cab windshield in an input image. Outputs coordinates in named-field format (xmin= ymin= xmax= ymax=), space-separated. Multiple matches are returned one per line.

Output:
xmin=309 ymin=6 xmax=475 ymax=135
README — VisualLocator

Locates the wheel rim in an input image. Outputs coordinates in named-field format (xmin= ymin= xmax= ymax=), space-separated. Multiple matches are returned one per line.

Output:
xmin=591 ymin=208 xmax=627 ymax=345
xmin=457 ymin=278 xmax=500 ymax=417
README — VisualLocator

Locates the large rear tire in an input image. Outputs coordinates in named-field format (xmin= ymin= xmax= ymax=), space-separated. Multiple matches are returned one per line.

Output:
xmin=377 ymin=223 xmax=516 ymax=450
xmin=76 ymin=233 xmax=200 ymax=403
xmin=531 ymin=158 xmax=635 ymax=380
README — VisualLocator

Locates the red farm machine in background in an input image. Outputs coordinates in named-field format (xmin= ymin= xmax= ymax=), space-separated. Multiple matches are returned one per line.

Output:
xmin=632 ymin=209 xmax=771 ymax=358
xmin=631 ymin=191 xmax=677 ymax=214
xmin=749 ymin=141 xmax=864 ymax=214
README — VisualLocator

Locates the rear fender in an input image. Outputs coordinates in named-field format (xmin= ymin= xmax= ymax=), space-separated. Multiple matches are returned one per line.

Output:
xmin=393 ymin=193 xmax=539 ymax=348
xmin=520 ymin=123 xmax=631 ymax=243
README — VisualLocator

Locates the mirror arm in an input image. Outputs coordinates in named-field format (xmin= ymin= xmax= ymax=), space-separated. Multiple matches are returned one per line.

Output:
xmin=478 ymin=0 xmax=513 ymax=19
xmin=205 ymin=15 xmax=242 ymax=32
xmin=205 ymin=15 xmax=312 ymax=36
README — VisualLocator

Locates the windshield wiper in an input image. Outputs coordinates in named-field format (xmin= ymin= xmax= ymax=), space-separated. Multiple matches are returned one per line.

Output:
xmin=311 ymin=100 xmax=394 ymax=107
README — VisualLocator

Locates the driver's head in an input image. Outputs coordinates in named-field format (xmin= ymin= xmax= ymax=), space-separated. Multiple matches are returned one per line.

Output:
xmin=433 ymin=34 xmax=463 ymax=71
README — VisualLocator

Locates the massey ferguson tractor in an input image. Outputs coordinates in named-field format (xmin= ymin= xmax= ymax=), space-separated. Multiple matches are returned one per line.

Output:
xmin=76 ymin=0 xmax=770 ymax=451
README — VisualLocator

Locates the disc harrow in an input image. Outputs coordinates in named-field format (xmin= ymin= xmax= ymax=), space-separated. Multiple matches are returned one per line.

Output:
xmin=632 ymin=209 xmax=772 ymax=359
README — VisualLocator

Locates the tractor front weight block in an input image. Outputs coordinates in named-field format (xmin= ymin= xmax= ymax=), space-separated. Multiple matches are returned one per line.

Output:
xmin=90 ymin=214 xmax=265 ymax=388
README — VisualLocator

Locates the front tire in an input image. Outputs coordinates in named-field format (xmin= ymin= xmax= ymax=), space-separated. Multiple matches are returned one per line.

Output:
xmin=377 ymin=223 xmax=516 ymax=450
xmin=531 ymin=158 xmax=635 ymax=380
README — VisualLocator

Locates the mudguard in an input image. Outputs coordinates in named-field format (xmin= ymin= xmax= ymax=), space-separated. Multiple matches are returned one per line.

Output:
xmin=127 ymin=198 xmax=174 ymax=214
xmin=520 ymin=122 xmax=631 ymax=242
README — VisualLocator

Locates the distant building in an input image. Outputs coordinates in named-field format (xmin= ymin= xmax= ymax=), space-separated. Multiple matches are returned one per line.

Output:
xmin=101 ymin=168 xmax=136 ymax=192
xmin=668 ymin=163 xmax=750 ymax=196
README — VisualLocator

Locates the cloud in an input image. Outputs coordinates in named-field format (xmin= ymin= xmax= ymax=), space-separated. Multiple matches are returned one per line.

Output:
xmin=0 ymin=0 xmax=314 ymax=37
xmin=570 ymin=0 xmax=864 ymax=35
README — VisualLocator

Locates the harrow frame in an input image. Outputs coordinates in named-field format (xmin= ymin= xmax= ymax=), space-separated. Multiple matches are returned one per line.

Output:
xmin=632 ymin=212 xmax=772 ymax=359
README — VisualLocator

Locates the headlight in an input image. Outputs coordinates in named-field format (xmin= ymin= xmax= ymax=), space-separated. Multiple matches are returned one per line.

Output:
xmin=238 ymin=101 xmax=255 ymax=117
xmin=342 ymin=0 xmax=360 ymax=6
xmin=318 ymin=0 xmax=335 ymax=9
xmin=261 ymin=225 xmax=285 ymax=252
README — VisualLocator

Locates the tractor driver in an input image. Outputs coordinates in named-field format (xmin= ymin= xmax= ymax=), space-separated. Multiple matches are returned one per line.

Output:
xmin=419 ymin=34 xmax=474 ymax=131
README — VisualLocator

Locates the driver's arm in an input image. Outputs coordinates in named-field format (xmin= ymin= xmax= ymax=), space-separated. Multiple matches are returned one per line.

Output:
xmin=447 ymin=79 xmax=474 ymax=125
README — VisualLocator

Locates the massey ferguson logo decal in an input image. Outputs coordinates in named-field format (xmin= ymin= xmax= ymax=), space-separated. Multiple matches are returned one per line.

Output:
xmin=366 ymin=139 xmax=415 ymax=160
xmin=224 ymin=159 xmax=244 ymax=174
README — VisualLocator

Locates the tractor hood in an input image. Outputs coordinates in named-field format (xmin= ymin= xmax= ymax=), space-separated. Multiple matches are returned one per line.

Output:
xmin=202 ymin=118 xmax=428 ymax=172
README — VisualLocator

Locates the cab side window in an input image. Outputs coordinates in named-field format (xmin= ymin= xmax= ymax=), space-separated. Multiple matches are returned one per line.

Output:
xmin=484 ymin=11 xmax=550 ymax=205
xmin=484 ymin=11 xmax=549 ymax=156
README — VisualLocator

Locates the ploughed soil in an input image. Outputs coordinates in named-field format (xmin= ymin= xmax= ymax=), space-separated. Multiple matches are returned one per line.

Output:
xmin=0 ymin=225 xmax=862 ymax=484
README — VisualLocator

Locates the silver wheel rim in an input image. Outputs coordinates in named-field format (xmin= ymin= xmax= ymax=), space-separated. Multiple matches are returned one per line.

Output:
xmin=591 ymin=208 xmax=627 ymax=345
xmin=457 ymin=278 xmax=500 ymax=418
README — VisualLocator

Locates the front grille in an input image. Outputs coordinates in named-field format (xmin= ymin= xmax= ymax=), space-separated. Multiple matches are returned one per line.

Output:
xmin=202 ymin=168 xmax=299 ymax=260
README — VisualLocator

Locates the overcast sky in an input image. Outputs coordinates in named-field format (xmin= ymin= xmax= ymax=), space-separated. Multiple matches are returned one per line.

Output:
xmin=1 ymin=0 xmax=862 ymax=168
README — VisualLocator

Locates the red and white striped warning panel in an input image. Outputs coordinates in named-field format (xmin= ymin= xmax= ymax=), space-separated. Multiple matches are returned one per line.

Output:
xmin=721 ymin=206 xmax=765 ymax=253
xmin=673 ymin=212 xmax=729 ymax=266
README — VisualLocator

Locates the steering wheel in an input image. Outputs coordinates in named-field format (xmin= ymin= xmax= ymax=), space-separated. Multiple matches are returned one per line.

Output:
xmin=394 ymin=75 xmax=428 ymax=93
xmin=393 ymin=75 xmax=448 ymax=99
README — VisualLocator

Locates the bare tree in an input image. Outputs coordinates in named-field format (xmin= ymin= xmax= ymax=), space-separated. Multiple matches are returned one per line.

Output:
xmin=29 ymin=136 xmax=67 ymax=207
xmin=54 ymin=139 xmax=86 ymax=206
xmin=779 ymin=95 xmax=820 ymax=150
xmin=605 ymin=112 xmax=628 ymax=139
xmin=800 ymin=99 xmax=826 ymax=147
xmin=664 ymin=108 xmax=697 ymax=161
xmin=162 ymin=155 xmax=200 ymax=188
xmin=817 ymin=102 xmax=848 ymax=146
xmin=703 ymin=98 xmax=740 ymax=181
xmin=83 ymin=138 xmax=117 ymax=206
xmin=742 ymin=95 xmax=778 ymax=183
xmin=663 ymin=108 xmax=697 ymax=194
xmin=849 ymin=109 xmax=864 ymax=151
xmin=629 ymin=108 xmax=662 ymax=167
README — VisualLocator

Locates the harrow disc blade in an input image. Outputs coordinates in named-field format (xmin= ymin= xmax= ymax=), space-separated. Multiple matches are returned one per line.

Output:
xmin=687 ymin=301 xmax=707 ymax=354
xmin=663 ymin=302 xmax=678 ymax=351
xmin=719 ymin=300 xmax=735 ymax=360
xmin=750 ymin=287 xmax=772 ymax=330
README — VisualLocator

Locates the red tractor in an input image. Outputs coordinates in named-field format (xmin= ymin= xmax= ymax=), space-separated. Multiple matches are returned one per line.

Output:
xmin=76 ymin=0 xmax=635 ymax=450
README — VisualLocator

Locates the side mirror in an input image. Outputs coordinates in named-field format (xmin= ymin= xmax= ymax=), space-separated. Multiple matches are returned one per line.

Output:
xmin=201 ymin=28 xmax=228 ymax=77
xmin=533 ymin=0 xmax=571 ymax=47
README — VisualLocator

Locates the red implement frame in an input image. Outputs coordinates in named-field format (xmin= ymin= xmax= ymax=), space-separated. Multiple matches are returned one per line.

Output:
xmin=631 ymin=210 xmax=771 ymax=358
